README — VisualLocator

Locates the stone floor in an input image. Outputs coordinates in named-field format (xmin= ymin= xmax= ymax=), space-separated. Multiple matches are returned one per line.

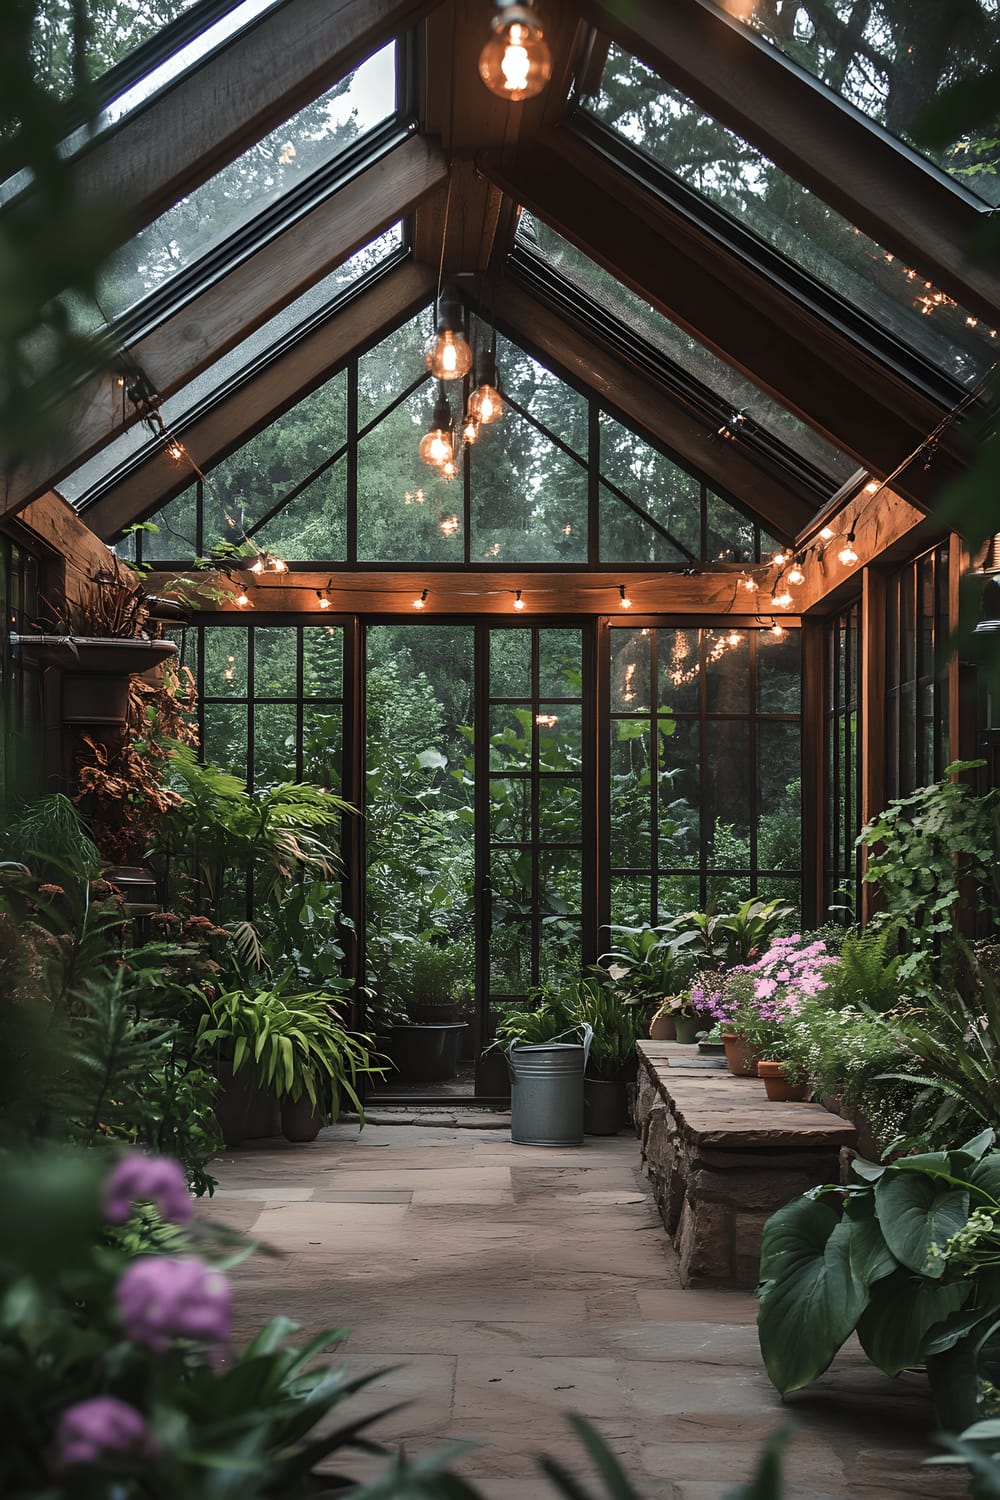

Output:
xmin=205 ymin=1117 xmax=964 ymax=1500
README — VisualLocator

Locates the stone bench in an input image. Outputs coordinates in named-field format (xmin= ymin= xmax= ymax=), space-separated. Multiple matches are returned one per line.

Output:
xmin=635 ymin=1040 xmax=857 ymax=1289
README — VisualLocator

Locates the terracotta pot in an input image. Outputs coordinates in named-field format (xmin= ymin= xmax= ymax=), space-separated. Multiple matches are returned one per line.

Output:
xmin=721 ymin=1031 xmax=759 ymax=1077
xmin=757 ymin=1060 xmax=809 ymax=1102
xmin=648 ymin=1013 xmax=676 ymax=1041
xmin=672 ymin=1015 xmax=700 ymax=1045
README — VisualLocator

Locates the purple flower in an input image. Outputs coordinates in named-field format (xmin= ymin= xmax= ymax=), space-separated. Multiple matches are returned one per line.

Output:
xmin=103 ymin=1152 xmax=192 ymax=1226
xmin=754 ymin=977 xmax=778 ymax=999
xmin=116 ymin=1256 xmax=230 ymax=1356
xmin=57 ymin=1397 xmax=158 ymax=1468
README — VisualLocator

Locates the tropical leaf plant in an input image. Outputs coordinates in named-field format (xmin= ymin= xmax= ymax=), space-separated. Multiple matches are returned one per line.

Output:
xmin=197 ymin=983 xmax=385 ymax=1117
xmin=757 ymin=1128 xmax=1000 ymax=1432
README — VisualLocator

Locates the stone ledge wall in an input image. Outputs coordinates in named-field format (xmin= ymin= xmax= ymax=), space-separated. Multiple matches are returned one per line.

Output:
xmin=635 ymin=1046 xmax=856 ymax=1288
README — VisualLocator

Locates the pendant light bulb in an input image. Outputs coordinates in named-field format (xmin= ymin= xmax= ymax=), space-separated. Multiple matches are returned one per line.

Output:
xmin=413 ymin=589 xmax=428 ymax=610
xmin=426 ymin=286 xmax=473 ymax=380
xmin=478 ymin=2 xmax=552 ymax=101
xmin=467 ymin=351 xmax=503 ymax=426
xmin=619 ymin=585 xmax=632 ymax=609
xmin=419 ymin=385 xmax=455 ymax=470
xmin=786 ymin=559 xmax=805 ymax=586
xmin=513 ymin=589 xmax=526 ymax=611
xmin=462 ymin=412 xmax=480 ymax=445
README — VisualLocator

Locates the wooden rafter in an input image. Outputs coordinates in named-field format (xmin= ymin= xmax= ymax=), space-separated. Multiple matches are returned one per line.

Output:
xmin=482 ymin=136 xmax=967 ymax=509
xmin=579 ymin=0 xmax=1000 ymax=324
xmin=2 ymin=136 xmax=447 ymax=521
xmin=81 ymin=261 xmax=437 ymax=543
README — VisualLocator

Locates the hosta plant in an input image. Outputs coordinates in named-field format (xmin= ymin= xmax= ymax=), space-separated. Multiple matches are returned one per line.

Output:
xmin=757 ymin=1127 xmax=1000 ymax=1433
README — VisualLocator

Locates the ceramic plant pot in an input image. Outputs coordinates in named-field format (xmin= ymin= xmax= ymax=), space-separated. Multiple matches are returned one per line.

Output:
xmin=721 ymin=1031 xmax=759 ymax=1077
xmin=672 ymin=1015 xmax=700 ymax=1045
xmin=648 ymin=1013 xmax=676 ymax=1041
xmin=757 ymin=1059 xmax=809 ymax=1102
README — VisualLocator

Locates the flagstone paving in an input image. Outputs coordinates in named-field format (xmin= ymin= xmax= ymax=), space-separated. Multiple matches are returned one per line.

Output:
xmin=206 ymin=1118 xmax=964 ymax=1500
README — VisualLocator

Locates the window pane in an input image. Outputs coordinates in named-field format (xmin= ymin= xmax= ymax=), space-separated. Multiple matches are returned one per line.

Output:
xmin=357 ymin=387 xmax=464 ymax=562
xmin=705 ymin=720 xmax=751 ymax=869
xmin=705 ymin=632 xmax=750 ymax=713
xmin=539 ymin=629 xmax=582 ymax=697
xmin=302 ymin=707 xmax=342 ymax=791
xmin=491 ymin=629 xmax=531 ymax=698
xmin=254 ymin=703 xmax=297 ymax=786
xmin=203 ymin=701 xmax=247 ymax=776
xmin=611 ymin=629 xmax=651 ymax=712
xmin=203 ymin=625 xmax=246 ymax=697
xmin=658 ymin=629 xmax=701 ymax=713
xmin=758 ymin=722 xmax=801 ymax=873
xmin=659 ymin=718 xmax=700 ymax=864
xmin=600 ymin=413 xmax=700 ymax=563
xmin=758 ymin=628 xmax=802 ymax=713
xmin=253 ymin=627 xmax=296 ymax=697
xmin=471 ymin=411 xmax=588 ymax=563
xmin=303 ymin=625 xmax=343 ymax=697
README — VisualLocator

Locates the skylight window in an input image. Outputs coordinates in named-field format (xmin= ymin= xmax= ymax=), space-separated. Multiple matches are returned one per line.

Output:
xmin=514 ymin=214 xmax=857 ymax=489
xmin=86 ymin=41 xmax=397 ymax=328
xmin=60 ymin=223 xmax=405 ymax=508
xmin=711 ymin=0 xmax=1000 ymax=206
xmin=582 ymin=45 xmax=999 ymax=390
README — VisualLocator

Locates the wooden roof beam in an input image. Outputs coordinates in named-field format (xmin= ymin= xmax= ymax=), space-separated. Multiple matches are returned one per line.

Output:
xmin=3 ymin=136 xmax=445 ymax=521
xmin=484 ymin=137 xmax=966 ymax=509
xmin=142 ymin=567 xmax=781 ymax=616
xmin=579 ymin=0 xmax=1000 ymax=324
xmin=64 ymin=0 xmax=442 ymax=242
xmin=81 ymin=260 xmax=437 ymax=542
xmin=491 ymin=280 xmax=815 ymax=541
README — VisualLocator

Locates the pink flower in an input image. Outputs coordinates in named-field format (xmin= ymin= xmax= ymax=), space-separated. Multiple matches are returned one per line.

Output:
xmin=116 ymin=1256 xmax=230 ymax=1356
xmin=57 ymin=1397 xmax=158 ymax=1468
xmin=755 ymin=977 xmax=777 ymax=999
xmin=103 ymin=1152 xmax=192 ymax=1226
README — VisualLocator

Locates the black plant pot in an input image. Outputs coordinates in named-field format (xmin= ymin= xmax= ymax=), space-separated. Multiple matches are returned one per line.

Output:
xmin=215 ymin=1066 xmax=280 ymax=1146
xmin=583 ymin=1077 xmax=630 ymax=1136
xmin=385 ymin=1023 xmax=467 ymax=1082
xmin=280 ymin=1095 xmax=325 ymax=1143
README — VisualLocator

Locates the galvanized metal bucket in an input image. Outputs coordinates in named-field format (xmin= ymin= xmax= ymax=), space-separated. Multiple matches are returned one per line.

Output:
xmin=506 ymin=1024 xmax=593 ymax=1147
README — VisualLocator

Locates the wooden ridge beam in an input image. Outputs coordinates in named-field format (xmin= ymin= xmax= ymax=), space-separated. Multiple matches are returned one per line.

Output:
xmin=4 ymin=136 xmax=446 ymax=520
xmin=580 ymin=0 xmax=1000 ymax=324
xmin=483 ymin=137 xmax=966 ymax=509
xmin=144 ymin=567 xmax=796 ymax=616
xmin=82 ymin=260 xmax=437 ymax=542
xmin=491 ymin=280 xmax=815 ymax=542
xmin=66 ymin=0 xmax=441 ymax=241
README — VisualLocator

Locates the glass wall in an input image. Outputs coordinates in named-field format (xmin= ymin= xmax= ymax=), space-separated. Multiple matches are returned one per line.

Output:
xmin=0 ymin=536 xmax=45 ymax=817
xmin=885 ymin=543 xmax=951 ymax=799
xmin=824 ymin=604 xmax=862 ymax=922
xmin=607 ymin=623 xmax=802 ymax=925
xmin=114 ymin=307 xmax=781 ymax=571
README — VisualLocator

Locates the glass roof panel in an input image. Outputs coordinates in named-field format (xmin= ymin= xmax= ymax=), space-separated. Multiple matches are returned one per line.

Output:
xmin=60 ymin=223 xmax=404 ymax=509
xmin=514 ymin=213 xmax=858 ymax=488
xmin=584 ymin=46 xmax=999 ymax=388
xmin=33 ymin=0 xmax=206 ymax=96
xmin=86 ymin=41 xmax=397 ymax=327
xmin=710 ymin=0 xmax=1000 ymax=206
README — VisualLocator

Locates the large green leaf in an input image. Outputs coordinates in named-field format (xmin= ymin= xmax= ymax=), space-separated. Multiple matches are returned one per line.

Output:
xmin=757 ymin=1197 xmax=868 ymax=1393
xmin=857 ymin=1269 xmax=972 ymax=1375
xmin=874 ymin=1171 xmax=970 ymax=1276
xmin=843 ymin=1194 xmax=897 ymax=1287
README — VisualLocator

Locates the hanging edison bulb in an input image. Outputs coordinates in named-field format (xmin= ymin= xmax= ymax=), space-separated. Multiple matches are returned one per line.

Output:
xmin=478 ymin=1 xmax=552 ymax=100
xmin=461 ymin=412 xmax=480 ymax=445
xmin=467 ymin=349 xmax=503 ymax=426
xmin=419 ymin=384 xmax=455 ymax=470
xmin=426 ymin=286 xmax=473 ymax=380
